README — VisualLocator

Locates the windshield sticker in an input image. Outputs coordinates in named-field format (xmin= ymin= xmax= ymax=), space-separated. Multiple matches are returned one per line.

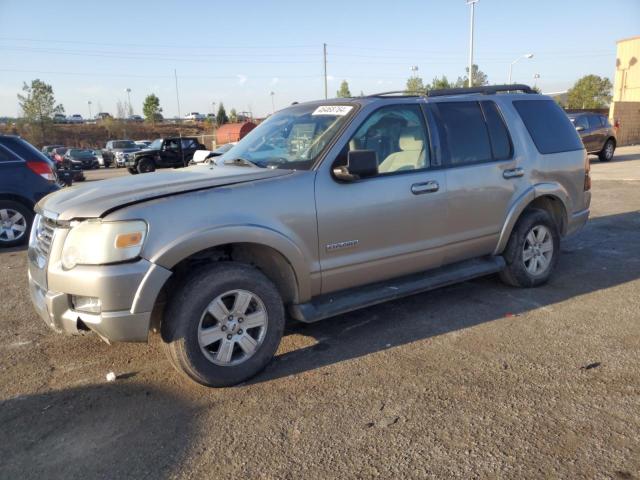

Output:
xmin=312 ymin=105 xmax=353 ymax=116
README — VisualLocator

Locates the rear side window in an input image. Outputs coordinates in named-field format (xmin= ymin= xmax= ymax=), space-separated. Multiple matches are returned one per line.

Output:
xmin=587 ymin=115 xmax=602 ymax=129
xmin=0 ymin=137 xmax=50 ymax=162
xmin=0 ymin=146 xmax=16 ymax=162
xmin=432 ymin=101 xmax=492 ymax=166
xmin=513 ymin=100 xmax=583 ymax=154
xmin=480 ymin=101 xmax=513 ymax=160
xmin=600 ymin=115 xmax=611 ymax=127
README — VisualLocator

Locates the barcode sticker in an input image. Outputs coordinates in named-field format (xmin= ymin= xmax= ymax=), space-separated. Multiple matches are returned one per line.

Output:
xmin=312 ymin=105 xmax=353 ymax=116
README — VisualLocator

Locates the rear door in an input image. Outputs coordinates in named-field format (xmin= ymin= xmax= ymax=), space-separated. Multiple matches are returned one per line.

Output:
xmin=427 ymin=100 xmax=523 ymax=264
xmin=180 ymin=138 xmax=200 ymax=164
xmin=587 ymin=114 xmax=606 ymax=152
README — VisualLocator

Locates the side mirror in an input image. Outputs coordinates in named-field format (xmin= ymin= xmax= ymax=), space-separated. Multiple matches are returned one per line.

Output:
xmin=333 ymin=150 xmax=378 ymax=181
xmin=575 ymin=125 xmax=585 ymax=132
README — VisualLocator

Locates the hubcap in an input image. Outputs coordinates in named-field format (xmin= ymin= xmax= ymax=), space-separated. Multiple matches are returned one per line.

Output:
xmin=523 ymin=225 xmax=553 ymax=276
xmin=198 ymin=289 xmax=268 ymax=366
xmin=605 ymin=142 xmax=614 ymax=159
xmin=0 ymin=208 xmax=27 ymax=242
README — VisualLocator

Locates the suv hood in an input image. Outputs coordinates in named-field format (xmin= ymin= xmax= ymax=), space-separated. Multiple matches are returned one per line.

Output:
xmin=37 ymin=165 xmax=292 ymax=221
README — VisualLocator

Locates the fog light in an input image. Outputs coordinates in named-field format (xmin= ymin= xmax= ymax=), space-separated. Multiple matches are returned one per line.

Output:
xmin=72 ymin=295 xmax=102 ymax=314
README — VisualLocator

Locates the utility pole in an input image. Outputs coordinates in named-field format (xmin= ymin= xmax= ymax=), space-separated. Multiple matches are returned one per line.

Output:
xmin=466 ymin=0 xmax=478 ymax=88
xmin=323 ymin=43 xmax=328 ymax=99
xmin=125 ymin=88 xmax=132 ymax=116
xmin=270 ymin=91 xmax=275 ymax=114
xmin=87 ymin=100 xmax=92 ymax=120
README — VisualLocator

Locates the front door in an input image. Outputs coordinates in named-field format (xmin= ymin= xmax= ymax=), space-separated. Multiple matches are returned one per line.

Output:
xmin=315 ymin=104 xmax=448 ymax=294
xmin=161 ymin=139 xmax=181 ymax=167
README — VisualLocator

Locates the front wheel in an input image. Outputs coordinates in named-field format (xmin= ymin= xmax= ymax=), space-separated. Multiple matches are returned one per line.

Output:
xmin=162 ymin=263 xmax=285 ymax=387
xmin=127 ymin=167 xmax=138 ymax=175
xmin=499 ymin=209 xmax=560 ymax=288
xmin=598 ymin=139 xmax=615 ymax=162
xmin=137 ymin=158 xmax=156 ymax=173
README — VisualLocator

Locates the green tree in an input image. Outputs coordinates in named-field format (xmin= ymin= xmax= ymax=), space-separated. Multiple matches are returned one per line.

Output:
xmin=229 ymin=108 xmax=238 ymax=123
xmin=216 ymin=102 xmax=229 ymax=125
xmin=566 ymin=75 xmax=612 ymax=109
xmin=142 ymin=94 xmax=162 ymax=123
xmin=455 ymin=64 xmax=488 ymax=88
xmin=428 ymin=75 xmax=453 ymax=90
xmin=17 ymin=79 xmax=64 ymax=141
xmin=336 ymin=80 xmax=352 ymax=98
xmin=405 ymin=76 xmax=426 ymax=95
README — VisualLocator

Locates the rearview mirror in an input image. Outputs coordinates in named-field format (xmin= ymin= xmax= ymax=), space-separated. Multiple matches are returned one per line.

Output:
xmin=333 ymin=150 xmax=378 ymax=181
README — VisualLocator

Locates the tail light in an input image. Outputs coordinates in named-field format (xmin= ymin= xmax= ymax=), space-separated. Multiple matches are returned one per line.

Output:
xmin=584 ymin=155 xmax=591 ymax=191
xmin=26 ymin=161 xmax=55 ymax=182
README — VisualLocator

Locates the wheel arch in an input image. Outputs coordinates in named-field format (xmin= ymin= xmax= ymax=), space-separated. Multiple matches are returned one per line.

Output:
xmin=494 ymin=184 xmax=569 ymax=255
xmin=0 ymin=193 xmax=35 ymax=211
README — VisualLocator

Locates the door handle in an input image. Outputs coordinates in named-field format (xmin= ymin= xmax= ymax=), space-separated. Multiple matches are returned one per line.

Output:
xmin=411 ymin=181 xmax=439 ymax=195
xmin=503 ymin=168 xmax=524 ymax=179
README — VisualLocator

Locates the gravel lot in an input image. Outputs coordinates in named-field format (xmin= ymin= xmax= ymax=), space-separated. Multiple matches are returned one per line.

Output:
xmin=1 ymin=147 xmax=639 ymax=479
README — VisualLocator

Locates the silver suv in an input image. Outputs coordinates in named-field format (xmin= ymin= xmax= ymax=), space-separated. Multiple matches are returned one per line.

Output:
xmin=27 ymin=85 xmax=591 ymax=387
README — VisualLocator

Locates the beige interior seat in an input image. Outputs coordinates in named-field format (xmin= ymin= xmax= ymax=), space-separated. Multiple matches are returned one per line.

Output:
xmin=378 ymin=127 xmax=425 ymax=173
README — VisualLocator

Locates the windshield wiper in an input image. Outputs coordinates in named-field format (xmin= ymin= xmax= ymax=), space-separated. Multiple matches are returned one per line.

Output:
xmin=224 ymin=157 xmax=263 ymax=168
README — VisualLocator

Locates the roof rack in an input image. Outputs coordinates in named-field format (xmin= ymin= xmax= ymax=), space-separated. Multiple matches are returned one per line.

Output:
xmin=427 ymin=84 xmax=535 ymax=97
xmin=366 ymin=84 xmax=536 ymax=99
xmin=366 ymin=91 xmax=424 ymax=97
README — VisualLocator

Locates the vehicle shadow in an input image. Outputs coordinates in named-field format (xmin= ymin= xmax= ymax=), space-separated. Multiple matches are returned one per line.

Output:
xmin=0 ymin=383 xmax=198 ymax=479
xmin=253 ymin=210 xmax=640 ymax=384
xmin=590 ymin=151 xmax=640 ymax=163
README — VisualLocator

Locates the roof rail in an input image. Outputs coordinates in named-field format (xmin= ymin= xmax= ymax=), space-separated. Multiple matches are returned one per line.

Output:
xmin=427 ymin=84 xmax=535 ymax=97
xmin=366 ymin=90 xmax=425 ymax=97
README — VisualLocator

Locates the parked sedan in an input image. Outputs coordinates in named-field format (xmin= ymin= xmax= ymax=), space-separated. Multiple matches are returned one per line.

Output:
xmin=63 ymin=149 xmax=98 ymax=176
xmin=568 ymin=113 xmax=616 ymax=162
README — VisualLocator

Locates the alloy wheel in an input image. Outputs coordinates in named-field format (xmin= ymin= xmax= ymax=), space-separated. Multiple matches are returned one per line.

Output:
xmin=0 ymin=208 xmax=27 ymax=243
xmin=522 ymin=225 xmax=554 ymax=276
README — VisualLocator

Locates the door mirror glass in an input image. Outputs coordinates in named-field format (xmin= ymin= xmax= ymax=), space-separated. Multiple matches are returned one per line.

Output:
xmin=575 ymin=125 xmax=585 ymax=132
xmin=333 ymin=150 xmax=378 ymax=181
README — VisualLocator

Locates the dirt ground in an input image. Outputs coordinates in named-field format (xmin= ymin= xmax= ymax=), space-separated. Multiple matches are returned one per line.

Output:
xmin=1 ymin=147 xmax=639 ymax=479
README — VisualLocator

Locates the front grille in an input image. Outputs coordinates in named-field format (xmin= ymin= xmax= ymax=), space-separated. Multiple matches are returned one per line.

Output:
xmin=33 ymin=215 xmax=57 ymax=259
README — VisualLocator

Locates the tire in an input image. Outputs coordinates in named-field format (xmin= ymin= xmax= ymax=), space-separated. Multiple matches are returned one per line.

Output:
xmin=127 ymin=167 xmax=138 ymax=175
xmin=0 ymin=200 xmax=33 ymax=248
xmin=137 ymin=157 xmax=155 ymax=174
xmin=499 ymin=209 xmax=560 ymax=288
xmin=161 ymin=263 xmax=285 ymax=387
xmin=598 ymin=138 xmax=615 ymax=162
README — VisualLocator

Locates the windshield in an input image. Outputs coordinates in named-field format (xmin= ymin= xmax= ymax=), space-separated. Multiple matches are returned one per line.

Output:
xmin=113 ymin=140 xmax=136 ymax=149
xmin=217 ymin=103 xmax=354 ymax=169
xmin=69 ymin=149 xmax=93 ymax=157
xmin=149 ymin=139 xmax=163 ymax=149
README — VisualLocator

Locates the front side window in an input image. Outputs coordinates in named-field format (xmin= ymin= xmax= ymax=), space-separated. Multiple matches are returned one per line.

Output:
xmin=217 ymin=103 xmax=354 ymax=170
xmin=342 ymin=104 xmax=429 ymax=175
xmin=165 ymin=139 xmax=180 ymax=151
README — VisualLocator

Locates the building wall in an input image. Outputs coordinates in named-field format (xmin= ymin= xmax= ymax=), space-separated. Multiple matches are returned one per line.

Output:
xmin=610 ymin=36 xmax=640 ymax=145
xmin=612 ymin=36 xmax=640 ymax=102
xmin=610 ymin=102 xmax=640 ymax=146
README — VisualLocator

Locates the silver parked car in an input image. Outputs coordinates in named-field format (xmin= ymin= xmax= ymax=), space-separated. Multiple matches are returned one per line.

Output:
xmin=28 ymin=85 xmax=590 ymax=387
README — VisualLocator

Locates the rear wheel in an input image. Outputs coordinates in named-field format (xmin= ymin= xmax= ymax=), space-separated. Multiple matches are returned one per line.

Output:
xmin=598 ymin=139 xmax=615 ymax=162
xmin=137 ymin=158 xmax=155 ymax=173
xmin=499 ymin=209 xmax=560 ymax=287
xmin=127 ymin=167 xmax=138 ymax=175
xmin=162 ymin=263 xmax=285 ymax=387
xmin=0 ymin=200 xmax=33 ymax=248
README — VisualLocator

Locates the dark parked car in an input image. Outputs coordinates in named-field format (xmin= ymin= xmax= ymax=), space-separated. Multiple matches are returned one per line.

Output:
xmin=568 ymin=113 xmax=616 ymax=162
xmin=125 ymin=137 xmax=206 ymax=173
xmin=64 ymin=148 xmax=99 ymax=170
xmin=0 ymin=135 xmax=59 ymax=247
xmin=102 ymin=140 xmax=140 ymax=168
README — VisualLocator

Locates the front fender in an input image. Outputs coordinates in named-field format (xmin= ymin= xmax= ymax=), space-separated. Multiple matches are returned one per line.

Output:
xmin=149 ymin=224 xmax=312 ymax=301
xmin=493 ymin=182 xmax=570 ymax=255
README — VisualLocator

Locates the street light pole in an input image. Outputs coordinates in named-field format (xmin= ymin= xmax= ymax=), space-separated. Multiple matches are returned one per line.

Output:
xmin=125 ymin=88 xmax=132 ymax=116
xmin=270 ymin=91 xmax=275 ymax=114
xmin=533 ymin=73 xmax=540 ymax=89
xmin=410 ymin=65 xmax=419 ymax=78
xmin=508 ymin=53 xmax=534 ymax=84
xmin=466 ymin=0 xmax=478 ymax=88
xmin=87 ymin=101 xmax=92 ymax=120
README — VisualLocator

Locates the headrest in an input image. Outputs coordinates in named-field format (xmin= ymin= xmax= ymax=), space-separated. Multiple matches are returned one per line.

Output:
xmin=399 ymin=127 xmax=424 ymax=151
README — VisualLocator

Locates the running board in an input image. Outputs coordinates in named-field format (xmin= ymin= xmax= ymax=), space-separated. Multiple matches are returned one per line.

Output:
xmin=290 ymin=256 xmax=505 ymax=323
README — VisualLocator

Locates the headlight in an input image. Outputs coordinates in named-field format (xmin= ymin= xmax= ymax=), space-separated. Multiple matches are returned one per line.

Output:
xmin=61 ymin=220 xmax=147 ymax=269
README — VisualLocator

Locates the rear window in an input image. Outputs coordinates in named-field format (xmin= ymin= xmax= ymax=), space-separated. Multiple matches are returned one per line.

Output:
xmin=0 ymin=137 xmax=51 ymax=162
xmin=513 ymin=100 xmax=583 ymax=154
